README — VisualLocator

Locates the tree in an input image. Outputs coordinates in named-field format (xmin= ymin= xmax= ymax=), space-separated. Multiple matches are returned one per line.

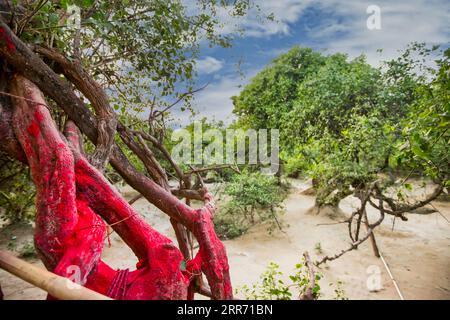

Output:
xmin=232 ymin=46 xmax=326 ymax=137
xmin=233 ymin=44 xmax=449 ymax=263
xmin=0 ymin=0 xmax=260 ymax=300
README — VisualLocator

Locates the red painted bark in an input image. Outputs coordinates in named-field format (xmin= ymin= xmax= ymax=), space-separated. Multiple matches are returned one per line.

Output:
xmin=0 ymin=27 xmax=15 ymax=52
xmin=10 ymin=75 xmax=105 ymax=283
xmin=7 ymin=75 xmax=232 ymax=299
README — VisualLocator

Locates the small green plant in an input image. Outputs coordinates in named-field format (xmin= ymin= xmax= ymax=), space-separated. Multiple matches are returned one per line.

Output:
xmin=237 ymin=258 xmax=321 ymax=300
xmin=314 ymin=242 xmax=323 ymax=254
xmin=213 ymin=213 xmax=249 ymax=240
xmin=238 ymin=262 xmax=292 ymax=300
xmin=5 ymin=239 xmax=37 ymax=259
xmin=19 ymin=241 xmax=37 ymax=259
xmin=0 ymin=157 xmax=36 ymax=224
xmin=214 ymin=171 xmax=287 ymax=239
xmin=7 ymin=238 xmax=16 ymax=251
xmin=331 ymin=280 xmax=348 ymax=300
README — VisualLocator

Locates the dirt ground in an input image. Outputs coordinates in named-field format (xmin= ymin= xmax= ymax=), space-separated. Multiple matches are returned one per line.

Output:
xmin=1 ymin=179 xmax=449 ymax=300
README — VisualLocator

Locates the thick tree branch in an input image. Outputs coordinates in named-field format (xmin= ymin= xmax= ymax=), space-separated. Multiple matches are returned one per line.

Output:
xmin=32 ymin=45 xmax=117 ymax=172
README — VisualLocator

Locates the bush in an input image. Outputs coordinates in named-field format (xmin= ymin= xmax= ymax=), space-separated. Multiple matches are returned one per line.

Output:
xmin=0 ymin=155 xmax=36 ymax=224
xmin=236 ymin=259 xmax=350 ymax=300
xmin=213 ymin=213 xmax=250 ymax=240
xmin=214 ymin=171 xmax=287 ymax=239
xmin=237 ymin=260 xmax=322 ymax=300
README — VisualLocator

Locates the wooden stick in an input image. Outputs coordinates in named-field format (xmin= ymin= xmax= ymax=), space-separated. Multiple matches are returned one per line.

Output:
xmin=363 ymin=209 xmax=380 ymax=258
xmin=0 ymin=250 xmax=112 ymax=300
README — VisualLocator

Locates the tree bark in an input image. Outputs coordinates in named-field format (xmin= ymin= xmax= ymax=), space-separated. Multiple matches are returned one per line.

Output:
xmin=32 ymin=45 xmax=117 ymax=172
xmin=0 ymin=19 xmax=233 ymax=299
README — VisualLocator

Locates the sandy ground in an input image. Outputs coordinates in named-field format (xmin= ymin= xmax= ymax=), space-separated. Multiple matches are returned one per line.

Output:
xmin=1 ymin=179 xmax=449 ymax=300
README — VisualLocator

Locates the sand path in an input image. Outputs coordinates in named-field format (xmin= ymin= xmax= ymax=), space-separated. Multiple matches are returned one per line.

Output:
xmin=1 ymin=180 xmax=449 ymax=299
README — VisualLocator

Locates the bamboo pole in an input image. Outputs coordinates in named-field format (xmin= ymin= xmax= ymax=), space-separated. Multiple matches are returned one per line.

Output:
xmin=0 ymin=250 xmax=112 ymax=300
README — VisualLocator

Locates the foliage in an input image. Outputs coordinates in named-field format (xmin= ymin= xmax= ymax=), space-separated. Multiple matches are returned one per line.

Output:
xmin=19 ymin=240 xmax=37 ymax=259
xmin=214 ymin=171 xmax=286 ymax=239
xmin=1 ymin=0 xmax=261 ymax=224
xmin=314 ymin=242 xmax=323 ymax=255
xmin=224 ymin=171 xmax=285 ymax=215
xmin=233 ymin=43 xmax=448 ymax=207
xmin=233 ymin=47 xmax=393 ymax=192
xmin=233 ymin=47 xmax=326 ymax=130
xmin=237 ymin=260 xmax=321 ymax=300
xmin=309 ymin=115 xmax=396 ymax=206
xmin=392 ymin=47 xmax=450 ymax=186
xmin=0 ymin=155 xmax=36 ymax=224
xmin=16 ymin=0 xmax=259 ymax=116
xmin=213 ymin=212 xmax=249 ymax=240
xmin=178 ymin=117 xmax=227 ymax=169
xmin=330 ymin=280 xmax=348 ymax=300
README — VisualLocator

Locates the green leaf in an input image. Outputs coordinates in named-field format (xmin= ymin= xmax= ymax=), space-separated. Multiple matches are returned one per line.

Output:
xmin=411 ymin=144 xmax=428 ymax=159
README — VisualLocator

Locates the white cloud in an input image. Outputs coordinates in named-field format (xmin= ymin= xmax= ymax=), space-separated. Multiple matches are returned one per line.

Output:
xmin=173 ymin=76 xmax=240 ymax=126
xmin=182 ymin=0 xmax=312 ymax=38
xmin=194 ymin=77 xmax=241 ymax=121
xmin=172 ymin=69 xmax=261 ymax=126
xmin=184 ymin=0 xmax=449 ymax=64
xmin=235 ymin=0 xmax=311 ymax=37
xmin=301 ymin=0 xmax=450 ymax=66
xmin=175 ymin=0 xmax=450 ymax=125
xmin=195 ymin=56 xmax=224 ymax=74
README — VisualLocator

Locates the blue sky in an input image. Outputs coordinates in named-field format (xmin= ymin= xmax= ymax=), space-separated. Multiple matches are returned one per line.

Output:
xmin=174 ymin=0 xmax=450 ymax=125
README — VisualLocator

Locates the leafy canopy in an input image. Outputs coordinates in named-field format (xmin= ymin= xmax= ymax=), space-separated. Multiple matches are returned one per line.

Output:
xmin=232 ymin=44 xmax=449 ymax=205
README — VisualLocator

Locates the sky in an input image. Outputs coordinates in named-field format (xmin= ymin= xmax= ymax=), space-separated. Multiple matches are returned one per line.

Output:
xmin=173 ymin=0 xmax=450 ymax=125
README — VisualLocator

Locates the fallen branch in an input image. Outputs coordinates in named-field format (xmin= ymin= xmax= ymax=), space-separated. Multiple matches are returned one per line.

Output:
xmin=316 ymin=198 xmax=385 ymax=266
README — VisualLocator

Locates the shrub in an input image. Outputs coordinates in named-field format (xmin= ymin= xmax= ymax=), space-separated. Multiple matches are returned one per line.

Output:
xmin=237 ymin=260 xmax=322 ymax=300
xmin=0 ymin=155 xmax=36 ymax=224
xmin=331 ymin=280 xmax=348 ymax=300
xmin=213 ymin=213 xmax=250 ymax=240
xmin=214 ymin=171 xmax=287 ymax=239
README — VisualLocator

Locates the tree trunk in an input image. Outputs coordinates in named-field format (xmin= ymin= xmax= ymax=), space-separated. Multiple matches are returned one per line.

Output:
xmin=0 ymin=74 xmax=232 ymax=299
xmin=0 ymin=17 xmax=233 ymax=299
